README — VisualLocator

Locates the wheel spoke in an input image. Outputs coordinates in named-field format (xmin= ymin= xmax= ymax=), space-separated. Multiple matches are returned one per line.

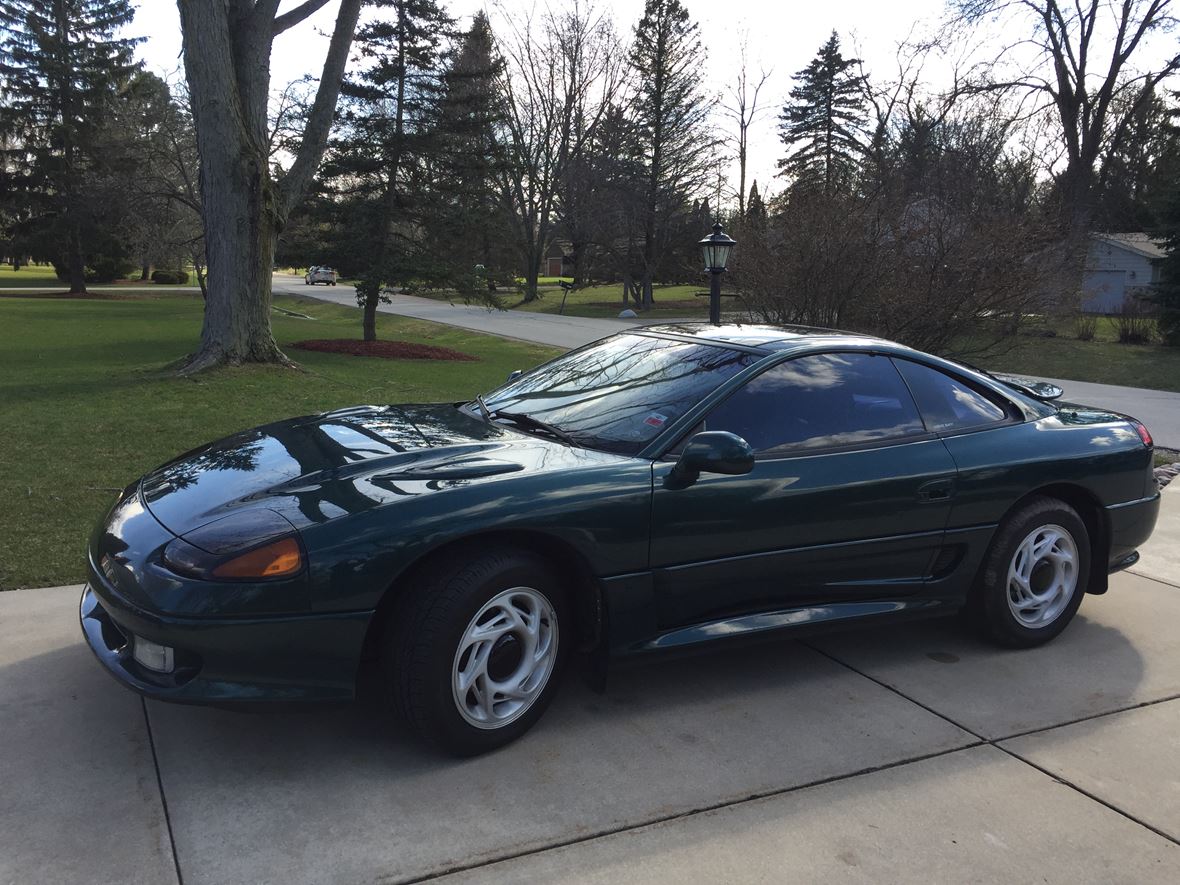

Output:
xmin=452 ymin=586 xmax=559 ymax=730
xmin=1005 ymin=523 xmax=1080 ymax=629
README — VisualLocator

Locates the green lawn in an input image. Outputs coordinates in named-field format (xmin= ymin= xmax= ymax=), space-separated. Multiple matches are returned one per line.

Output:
xmin=511 ymin=282 xmax=715 ymax=319
xmin=0 ymin=264 xmax=63 ymax=287
xmin=0 ymin=292 xmax=559 ymax=590
xmin=980 ymin=317 xmax=1180 ymax=393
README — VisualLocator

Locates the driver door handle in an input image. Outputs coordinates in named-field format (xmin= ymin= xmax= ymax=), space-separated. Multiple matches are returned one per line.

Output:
xmin=917 ymin=478 xmax=955 ymax=503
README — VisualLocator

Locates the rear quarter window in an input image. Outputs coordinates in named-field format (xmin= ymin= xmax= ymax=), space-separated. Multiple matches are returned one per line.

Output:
xmin=894 ymin=359 xmax=1011 ymax=434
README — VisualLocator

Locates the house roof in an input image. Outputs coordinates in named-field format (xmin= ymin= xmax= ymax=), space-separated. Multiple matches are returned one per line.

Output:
xmin=1092 ymin=232 xmax=1166 ymax=260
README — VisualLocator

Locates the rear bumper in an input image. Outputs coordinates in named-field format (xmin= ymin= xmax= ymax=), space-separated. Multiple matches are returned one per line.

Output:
xmin=80 ymin=580 xmax=373 ymax=706
xmin=1105 ymin=491 xmax=1161 ymax=571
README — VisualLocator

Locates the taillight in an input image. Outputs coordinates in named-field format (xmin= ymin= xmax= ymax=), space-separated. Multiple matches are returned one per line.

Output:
xmin=1131 ymin=420 xmax=1153 ymax=447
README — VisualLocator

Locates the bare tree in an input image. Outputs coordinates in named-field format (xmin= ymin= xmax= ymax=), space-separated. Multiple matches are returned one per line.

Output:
xmin=176 ymin=0 xmax=362 ymax=373
xmin=722 ymin=34 xmax=772 ymax=216
xmin=947 ymin=0 xmax=1180 ymax=234
xmin=495 ymin=1 xmax=623 ymax=302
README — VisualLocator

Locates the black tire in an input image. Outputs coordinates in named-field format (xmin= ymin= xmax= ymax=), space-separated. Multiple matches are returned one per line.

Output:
xmin=330 ymin=281 xmax=336 ymax=286
xmin=967 ymin=496 xmax=1091 ymax=648
xmin=384 ymin=549 xmax=569 ymax=756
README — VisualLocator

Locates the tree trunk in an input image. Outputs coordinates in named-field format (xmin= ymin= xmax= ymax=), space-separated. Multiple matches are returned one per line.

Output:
xmin=140 ymin=263 xmax=151 ymax=281
xmin=176 ymin=0 xmax=361 ymax=374
xmin=363 ymin=290 xmax=378 ymax=342
xmin=522 ymin=250 xmax=541 ymax=303
xmin=66 ymin=226 xmax=86 ymax=294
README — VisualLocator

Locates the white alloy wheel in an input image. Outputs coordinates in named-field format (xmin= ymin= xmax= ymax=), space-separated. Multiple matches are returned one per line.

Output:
xmin=451 ymin=586 xmax=558 ymax=729
xmin=1006 ymin=524 xmax=1079 ymax=628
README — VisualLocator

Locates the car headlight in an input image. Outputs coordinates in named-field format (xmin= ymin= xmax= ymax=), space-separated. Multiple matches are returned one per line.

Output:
xmin=162 ymin=509 xmax=305 ymax=581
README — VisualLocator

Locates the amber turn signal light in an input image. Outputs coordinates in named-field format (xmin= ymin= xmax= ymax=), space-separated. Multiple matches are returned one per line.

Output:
xmin=211 ymin=537 xmax=303 ymax=579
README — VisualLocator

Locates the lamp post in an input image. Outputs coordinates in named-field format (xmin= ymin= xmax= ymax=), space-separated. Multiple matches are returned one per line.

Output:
xmin=699 ymin=222 xmax=736 ymax=325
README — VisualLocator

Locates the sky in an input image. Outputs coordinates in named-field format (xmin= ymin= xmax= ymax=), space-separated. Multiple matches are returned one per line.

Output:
xmin=129 ymin=0 xmax=951 ymax=205
xmin=126 ymin=0 xmax=1176 ymax=211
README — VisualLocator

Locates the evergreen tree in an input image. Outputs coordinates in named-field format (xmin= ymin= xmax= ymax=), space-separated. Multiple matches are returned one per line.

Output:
xmin=323 ymin=0 xmax=452 ymax=339
xmin=1154 ymin=171 xmax=1180 ymax=346
xmin=1094 ymin=88 xmax=1180 ymax=232
xmin=423 ymin=11 xmax=514 ymax=299
xmin=777 ymin=31 xmax=868 ymax=195
xmin=745 ymin=180 xmax=767 ymax=228
xmin=0 ymin=0 xmax=141 ymax=292
xmin=630 ymin=0 xmax=713 ymax=309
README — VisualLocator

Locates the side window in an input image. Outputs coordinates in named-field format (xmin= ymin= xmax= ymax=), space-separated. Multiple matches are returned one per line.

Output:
xmin=893 ymin=359 xmax=1010 ymax=434
xmin=702 ymin=353 xmax=926 ymax=454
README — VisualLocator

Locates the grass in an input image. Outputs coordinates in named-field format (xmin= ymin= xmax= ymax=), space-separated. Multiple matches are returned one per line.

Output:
xmin=0 ymin=264 xmax=63 ymax=288
xmin=0 ymin=291 xmax=560 ymax=590
xmin=511 ymin=282 xmax=715 ymax=319
xmin=979 ymin=316 xmax=1180 ymax=393
xmin=0 ymin=263 xmax=194 ymax=289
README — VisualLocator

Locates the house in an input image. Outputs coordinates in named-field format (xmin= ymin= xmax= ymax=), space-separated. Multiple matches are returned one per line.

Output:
xmin=1081 ymin=232 xmax=1165 ymax=313
xmin=544 ymin=241 xmax=571 ymax=278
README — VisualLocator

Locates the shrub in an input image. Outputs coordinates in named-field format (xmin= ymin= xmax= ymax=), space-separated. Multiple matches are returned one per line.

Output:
xmin=1114 ymin=295 xmax=1155 ymax=344
xmin=1073 ymin=312 xmax=1097 ymax=341
xmin=151 ymin=269 xmax=190 ymax=284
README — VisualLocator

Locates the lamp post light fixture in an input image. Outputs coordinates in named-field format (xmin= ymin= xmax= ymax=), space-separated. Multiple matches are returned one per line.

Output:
xmin=699 ymin=222 xmax=736 ymax=325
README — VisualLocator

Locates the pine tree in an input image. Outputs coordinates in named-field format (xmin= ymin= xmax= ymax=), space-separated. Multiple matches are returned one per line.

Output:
xmin=630 ymin=0 xmax=713 ymax=309
xmin=423 ymin=11 xmax=513 ymax=299
xmin=324 ymin=0 xmax=452 ymax=339
xmin=745 ymin=180 xmax=767 ymax=228
xmin=0 ymin=0 xmax=141 ymax=292
xmin=777 ymin=31 xmax=868 ymax=195
xmin=1153 ymin=104 xmax=1180 ymax=346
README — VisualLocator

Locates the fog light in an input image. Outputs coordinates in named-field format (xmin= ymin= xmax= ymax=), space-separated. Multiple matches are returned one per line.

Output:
xmin=132 ymin=636 xmax=175 ymax=673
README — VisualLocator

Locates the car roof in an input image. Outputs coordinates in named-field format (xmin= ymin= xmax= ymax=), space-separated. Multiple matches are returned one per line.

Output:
xmin=635 ymin=322 xmax=892 ymax=353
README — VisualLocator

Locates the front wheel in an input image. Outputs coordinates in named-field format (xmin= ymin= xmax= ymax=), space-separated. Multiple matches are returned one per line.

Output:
xmin=384 ymin=550 xmax=568 ymax=756
xmin=967 ymin=497 xmax=1090 ymax=648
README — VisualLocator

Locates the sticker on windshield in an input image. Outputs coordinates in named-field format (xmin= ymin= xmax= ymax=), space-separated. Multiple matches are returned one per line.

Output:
xmin=644 ymin=413 xmax=669 ymax=428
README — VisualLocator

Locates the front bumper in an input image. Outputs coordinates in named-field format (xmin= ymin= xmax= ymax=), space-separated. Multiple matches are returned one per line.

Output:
xmin=80 ymin=581 xmax=373 ymax=705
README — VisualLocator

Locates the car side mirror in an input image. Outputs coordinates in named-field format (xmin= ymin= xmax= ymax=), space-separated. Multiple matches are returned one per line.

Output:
xmin=506 ymin=369 xmax=524 ymax=382
xmin=665 ymin=431 xmax=754 ymax=490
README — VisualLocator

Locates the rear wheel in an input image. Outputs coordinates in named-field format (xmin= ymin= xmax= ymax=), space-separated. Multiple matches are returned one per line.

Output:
xmin=384 ymin=549 xmax=568 ymax=756
xmin=967 ymin=497 xmax=1090 ymax=648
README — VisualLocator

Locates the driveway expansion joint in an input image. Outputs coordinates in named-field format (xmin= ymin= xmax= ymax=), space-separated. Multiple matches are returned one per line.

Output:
xmin=142 ymin=697 xmax=185 ymax=885
xmin=806 ymin=640 xmax=1180 ymax=849
xmin=383 ymin=741 xmax=987 ymax=885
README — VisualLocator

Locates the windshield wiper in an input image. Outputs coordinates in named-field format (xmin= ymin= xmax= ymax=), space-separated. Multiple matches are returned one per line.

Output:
xmin=474 ymin=394 xmax=491 ymax=421
xmin=491 ymin=410 xmax=579 ymax=446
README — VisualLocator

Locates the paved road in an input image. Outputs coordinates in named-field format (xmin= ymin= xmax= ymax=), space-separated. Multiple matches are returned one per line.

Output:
xmin=273 ymin=273 xmax=660 ymax=350
xmin=281 ymin=275 xmax=1180 ymax=448
xmin=3 ymin=483 xmax=1178 ymax=884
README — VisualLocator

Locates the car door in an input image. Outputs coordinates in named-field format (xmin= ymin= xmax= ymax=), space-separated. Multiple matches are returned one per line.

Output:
xmin=649 ymin=351 xmax=959 ymax=629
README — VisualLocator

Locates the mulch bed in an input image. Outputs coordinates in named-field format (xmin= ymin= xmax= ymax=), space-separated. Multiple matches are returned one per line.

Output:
xmin=291 ymin=338 xmax=478 ymax=362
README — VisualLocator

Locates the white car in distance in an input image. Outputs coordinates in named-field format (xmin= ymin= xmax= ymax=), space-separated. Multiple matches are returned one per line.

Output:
xmin=305 ymin=266 xmax=338 ymax=286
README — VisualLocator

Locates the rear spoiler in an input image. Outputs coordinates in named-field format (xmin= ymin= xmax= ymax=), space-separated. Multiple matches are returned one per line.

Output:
xmin=988 ymin=373 xmax=1064 ymax=402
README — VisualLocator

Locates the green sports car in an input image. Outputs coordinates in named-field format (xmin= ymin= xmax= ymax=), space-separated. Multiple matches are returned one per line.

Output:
xmin=81 ymin=324 xmax=1160 ymax=755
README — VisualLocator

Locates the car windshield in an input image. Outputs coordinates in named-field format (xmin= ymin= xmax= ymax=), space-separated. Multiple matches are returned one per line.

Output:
xmin=478 ymin=333 xmax=758 ymax=455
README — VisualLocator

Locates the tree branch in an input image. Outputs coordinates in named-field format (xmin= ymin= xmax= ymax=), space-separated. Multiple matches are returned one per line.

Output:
xmin=276 ymin=0 xmax=361 ymax=216
xmin=273 ymin=0 xmax=333 ymax=36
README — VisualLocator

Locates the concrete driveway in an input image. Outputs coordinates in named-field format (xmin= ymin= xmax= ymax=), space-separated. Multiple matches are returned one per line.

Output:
xmin=3 ymin=484 xmax=1178 ymax=884
xmin=279 ymin=275 xmax=1180 ymax=448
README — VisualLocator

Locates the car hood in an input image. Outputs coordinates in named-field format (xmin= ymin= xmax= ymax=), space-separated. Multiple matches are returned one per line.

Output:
xmin=140 ymin=403 xmax=605 ymax=536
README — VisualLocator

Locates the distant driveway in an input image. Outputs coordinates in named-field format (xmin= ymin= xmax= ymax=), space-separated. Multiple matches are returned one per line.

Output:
xmin=272 ymin=273 xmax=654 ymax=350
